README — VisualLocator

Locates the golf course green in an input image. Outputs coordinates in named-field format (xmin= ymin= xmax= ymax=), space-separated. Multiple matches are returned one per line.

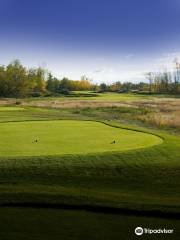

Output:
xmin=0 ymin=120 xmax=162 ymax=157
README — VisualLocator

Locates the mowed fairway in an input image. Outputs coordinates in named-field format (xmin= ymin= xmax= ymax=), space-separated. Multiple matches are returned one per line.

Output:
xmin=0 ymin=120 xmax=162 ymax=156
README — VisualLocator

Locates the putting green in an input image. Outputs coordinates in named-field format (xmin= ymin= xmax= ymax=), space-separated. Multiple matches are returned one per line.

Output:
xmin=0 ymin=120 xmax=162 ymax=157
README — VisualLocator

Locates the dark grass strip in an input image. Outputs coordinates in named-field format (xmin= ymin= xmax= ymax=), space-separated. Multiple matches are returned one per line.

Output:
xmin=1 ymin=202 xmax=180 ymax=220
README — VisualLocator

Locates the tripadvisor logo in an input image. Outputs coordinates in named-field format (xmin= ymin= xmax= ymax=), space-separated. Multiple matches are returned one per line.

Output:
xmin=135 ymin=227 xmax=143 ymax=236
xmin=135 ymin=226 xmax=174 ymax=235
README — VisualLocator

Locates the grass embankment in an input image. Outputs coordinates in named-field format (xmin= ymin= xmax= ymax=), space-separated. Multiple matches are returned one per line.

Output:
xmin=0 ymin=105 xmax=179 ymax=239
xmin=0 ymin=207 xmax=179 ymax=240
xmin=0 ymin=107 xmax=179 ymax=215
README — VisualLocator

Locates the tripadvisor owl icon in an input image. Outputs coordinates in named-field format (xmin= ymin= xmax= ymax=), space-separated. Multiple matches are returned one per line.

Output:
xmin=135 ymin=227 xmax=143 ymax=235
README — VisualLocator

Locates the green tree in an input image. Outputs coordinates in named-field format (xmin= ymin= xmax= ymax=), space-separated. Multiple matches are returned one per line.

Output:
xmin=6 ymin=60 xmax=29 ymax=98
xmin=99 ymin=83 xmax=108 ymax=92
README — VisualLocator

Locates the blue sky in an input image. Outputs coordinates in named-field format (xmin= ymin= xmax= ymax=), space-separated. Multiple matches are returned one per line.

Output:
xmin=1 ymin=0 xmax=180 ymax=82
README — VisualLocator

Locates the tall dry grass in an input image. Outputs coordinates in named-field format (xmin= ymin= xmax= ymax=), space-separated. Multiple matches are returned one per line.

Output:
xmin=0 ymin=96 xmax=180 ymax=129
xmin=134 ymin=98 xmax=180 ymax=128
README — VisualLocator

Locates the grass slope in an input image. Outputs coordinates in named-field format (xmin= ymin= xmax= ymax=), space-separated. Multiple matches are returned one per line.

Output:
xmin=0 ymin=207 xmax=179 ymax=240
xmin=0 ymin=107 xmax=179 ymax=213
xmin=0 ymin=105 xmax=179 ymax=239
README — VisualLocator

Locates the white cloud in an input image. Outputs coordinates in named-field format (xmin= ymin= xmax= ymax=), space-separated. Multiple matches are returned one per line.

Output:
xmin=93 ymin=69 xmax=104 ymax=73
xmin=124 ymin=54 xmax=135 ymax=59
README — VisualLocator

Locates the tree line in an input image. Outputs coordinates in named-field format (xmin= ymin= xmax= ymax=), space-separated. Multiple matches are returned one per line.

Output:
xmin=0 ymin=59 xmax=179 ymax=98
xmin=46 ymin=74 xmax=94 ymax=94
xmin=0 ymin=60 xmax=95 ymax=97
xmin=145 ymin=59 xmax=180 ymax=94
xmin=0 ymin=60 xmax=46 ymax=97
